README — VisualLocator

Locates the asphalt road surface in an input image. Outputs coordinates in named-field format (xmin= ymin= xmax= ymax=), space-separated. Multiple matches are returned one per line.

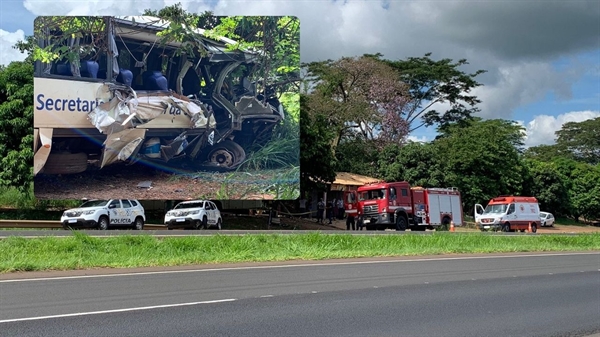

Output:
xmin=1 ymin=252 xmax=599 ymax=337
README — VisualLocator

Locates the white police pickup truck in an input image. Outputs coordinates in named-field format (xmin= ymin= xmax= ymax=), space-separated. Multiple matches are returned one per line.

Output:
xmin=61 ymin=199 xmax=146 ymax=230
xmin=164 ymin=200 xmax=222 ymax=230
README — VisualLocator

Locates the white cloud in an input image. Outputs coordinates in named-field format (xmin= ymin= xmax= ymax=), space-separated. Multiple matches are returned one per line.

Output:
xmin=523 ymin=110 xmax=600 ymax=147
xmin=407 ymin=135 xmax=429 ymax=143
xmin=0 ymin=29 xmax=27 ymax=66
xmin=472 ymin=62 xmax=578 ymax=119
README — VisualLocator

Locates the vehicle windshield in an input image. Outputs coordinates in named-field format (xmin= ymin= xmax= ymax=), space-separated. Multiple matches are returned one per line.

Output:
xmin=174 ymin=202 xmax=204 ymax=209
xmin=539 ymin=212 xmax=548 ymax=218
xmin=358 ymin=189 xmax=386 ymax=201
xmin=483 ymin=204 xmax=508 ymax=214
xmin=79 ymin=200 xmax=109 ymax=208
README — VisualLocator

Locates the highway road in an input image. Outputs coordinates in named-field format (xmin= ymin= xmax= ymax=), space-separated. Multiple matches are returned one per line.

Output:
xmin=0 ymin=252 xmax=599 ymax=337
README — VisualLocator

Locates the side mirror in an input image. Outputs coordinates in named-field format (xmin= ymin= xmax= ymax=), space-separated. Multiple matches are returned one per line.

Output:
xmin=108 ymin=204 xmax=116 ymax=209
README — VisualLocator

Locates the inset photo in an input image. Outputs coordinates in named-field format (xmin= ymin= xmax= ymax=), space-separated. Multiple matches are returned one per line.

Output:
xmin=32 ymin=14 xmax=300 ymax=200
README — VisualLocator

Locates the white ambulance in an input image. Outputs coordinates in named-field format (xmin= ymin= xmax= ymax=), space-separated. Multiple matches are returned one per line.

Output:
xmin=474 ymin=196 xmax=540 ymax=233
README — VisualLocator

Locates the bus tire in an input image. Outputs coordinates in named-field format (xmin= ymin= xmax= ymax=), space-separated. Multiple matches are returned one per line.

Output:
xmin=42 ymin=152 xmax=88 ymax=175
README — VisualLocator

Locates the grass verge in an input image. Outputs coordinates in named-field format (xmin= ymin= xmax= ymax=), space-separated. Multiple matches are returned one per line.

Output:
xmin=1 ymin=232 xmax=598 ymax=273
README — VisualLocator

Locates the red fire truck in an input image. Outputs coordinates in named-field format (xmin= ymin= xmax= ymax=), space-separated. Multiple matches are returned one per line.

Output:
xmin=344 ymin=181 xmax=464 ymax=231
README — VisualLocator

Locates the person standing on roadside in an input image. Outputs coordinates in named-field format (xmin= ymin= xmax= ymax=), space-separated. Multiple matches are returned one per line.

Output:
xmin=346 ymin=214 xmax=355 ymax=231
xmin=337 ymin=198 xmax=344 ymax=220
xmin=299 ymin=197 xmax=307 ymax=218
xmin=326 ymin=199 xmax=334 ymax=224
xmin=316 ymin=198 xmax=325 ymax=224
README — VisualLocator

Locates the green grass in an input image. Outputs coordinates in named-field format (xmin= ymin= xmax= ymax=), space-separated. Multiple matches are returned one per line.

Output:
xmin=1 ymin=232 xmax=598 ymax=273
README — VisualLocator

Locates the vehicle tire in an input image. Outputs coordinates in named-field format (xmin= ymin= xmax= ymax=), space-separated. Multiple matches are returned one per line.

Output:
xmin=133 ymin=217 xmax=144 ymax=230
xmin=193 ymin=220 xmax=203 ymax=230
xmin=531 ymin=223 xmax=537 ymax=233
xmin=98 ymin=216 xmax=109 ymax=230
xmin=501 ymin=223 xmax=510 ymax=232
xmin=395 ymin=214 xmax=407 ymax=231
xmin=202 ymin=216 xmax=208 ymax=229
xmin=42 ymin=152 xmax=88 ymax=175
xmin=205 ymin=140 xmax=246 ymax=170
xmin=215 ymin=218 xmax=222 ymax=230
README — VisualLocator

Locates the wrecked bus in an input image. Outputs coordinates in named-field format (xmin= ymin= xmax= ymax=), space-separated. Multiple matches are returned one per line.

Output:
xmin=33 ymin=16 xmax=287 ymax=175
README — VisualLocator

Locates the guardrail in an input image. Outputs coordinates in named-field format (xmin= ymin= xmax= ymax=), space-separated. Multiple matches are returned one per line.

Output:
xmin=0 ymin=220 xmax=167 ymax=230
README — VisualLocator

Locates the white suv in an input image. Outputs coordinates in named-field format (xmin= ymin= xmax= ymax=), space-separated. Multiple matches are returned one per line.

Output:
xmin=61 ymin=199 xmax=146 ymax=230
xmin=164 ymin=200 xmax=222 ymax=230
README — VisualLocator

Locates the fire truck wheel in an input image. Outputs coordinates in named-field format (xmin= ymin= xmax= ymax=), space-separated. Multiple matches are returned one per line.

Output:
xmin=395 ymin=215 xmax=408 ymax=231
xmin=42 ymin=152 xmax=88 ymax=175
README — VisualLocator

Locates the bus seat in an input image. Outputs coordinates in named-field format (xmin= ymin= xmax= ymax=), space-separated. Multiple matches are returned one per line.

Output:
xmin=116 ymin=69 xmax=134 ymax=87
xmin=80 ymin=60 xmax=99 ymax=79
xmin=55 ymin=63 xmax=72 ymax=76
xmin=142 ymin=70 xmax=168 ymax=91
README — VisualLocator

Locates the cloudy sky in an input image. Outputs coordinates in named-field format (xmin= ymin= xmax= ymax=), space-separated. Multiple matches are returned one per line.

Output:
xmin=1 ymin=0 xmax=598 ymax=147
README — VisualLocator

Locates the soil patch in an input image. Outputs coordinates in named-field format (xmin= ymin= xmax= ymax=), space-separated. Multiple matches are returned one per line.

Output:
xmin=34 ymin=163 xmax=299 ymax=200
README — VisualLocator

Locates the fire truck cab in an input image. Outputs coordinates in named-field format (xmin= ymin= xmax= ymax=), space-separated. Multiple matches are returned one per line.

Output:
xmin=344 ymin=181 xmax=464 ymax=231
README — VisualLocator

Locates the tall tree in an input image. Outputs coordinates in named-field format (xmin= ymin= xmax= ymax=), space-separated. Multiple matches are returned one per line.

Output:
xmin=522 ymin=159 xmax=571 ymax=216
xmin=303 ymin=55 xmax=412 ymax=152
xmin=433 ymin=118 xmax=526 ymax=211
xmin=300 ymin=94 xmax=337 ymax=192
xmin=382 ymin=53 xmax=486 ymax=132
xmin=376 ymin=141 xmax=445 ymax=187
xmin=555 ymin=117 xmax=600 ymax=165
xmin=0 ymin=61 xmax=34 ymax=191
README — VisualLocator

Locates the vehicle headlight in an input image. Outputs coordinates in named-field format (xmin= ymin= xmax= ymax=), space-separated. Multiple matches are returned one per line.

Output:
xmin=166 ymin=211 xmax=173 ymax=217
xmin=82 ymin=210 xmax=95 ymax=215
xmin=188 ymin=210 xmax=199 ymax=215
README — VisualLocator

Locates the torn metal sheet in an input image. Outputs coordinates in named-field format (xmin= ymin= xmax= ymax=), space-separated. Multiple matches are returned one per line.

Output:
xmin=34 ymin=128 xmax=53 ymax=175
xmin=88 ymin=84 xmax=216 ymax=135
xmin=101 ymin=128 xmax=147 ymax=168
xmin=234 ymin=96 xmax=274 ymax=116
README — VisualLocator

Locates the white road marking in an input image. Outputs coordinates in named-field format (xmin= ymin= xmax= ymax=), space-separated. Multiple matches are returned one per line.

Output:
xmin=0 ymin=299 xmax=236 ymax=324
xmin=260 ymin=295 xmax=273 ymax=298
xmin=1 ymin=252 xmax=598 ymax=283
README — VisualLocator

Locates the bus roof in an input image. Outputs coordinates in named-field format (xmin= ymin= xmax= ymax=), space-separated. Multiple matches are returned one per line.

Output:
xmin=113 ymin=16 xmax=257 ymax=55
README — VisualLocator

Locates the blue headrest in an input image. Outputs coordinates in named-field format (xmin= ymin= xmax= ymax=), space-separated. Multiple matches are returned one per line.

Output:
xmin=142 ymin=70 xmax=168 ymax=91
xmin=80 ymin=60 xmax=99 ymax=79
xmin=55 ymin=63 xmax=72 ymax=76
xmin=116 ymin=69 xmax=134 ymax=87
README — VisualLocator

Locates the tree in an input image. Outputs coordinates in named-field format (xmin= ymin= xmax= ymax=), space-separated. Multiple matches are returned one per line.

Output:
xmin=433 ymin=118 xmax=526 ymax=211
xmin=523 ymin=144 xmax=574 ymax=162
xmin=0 ymin=61 xmax=34 ymax=191
xmin=569 ymin=163 xmax=600 ymax=221
xmin=376 ymin=141 xmax=445 ymax=187
xmin=555 ymin=117 xmax=600 ymax=165
xmin=303 ymin=55 xmax=412 ymax=151
xmin=299 ymin=94 xmax=337 ymax=192
xmin=335 ymin=138 xmax=380 ymax=179
xmin=382 ymin=53 xmax=486 ymax=132
xmin=522 ymin=159 xmax=570 ymax=216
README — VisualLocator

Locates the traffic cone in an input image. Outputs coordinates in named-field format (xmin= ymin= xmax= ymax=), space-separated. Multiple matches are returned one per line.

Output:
xmin=450 ymin=221 xmax=455 ymax=232
xmin=527 ymin=222 xmax=532 ymax=233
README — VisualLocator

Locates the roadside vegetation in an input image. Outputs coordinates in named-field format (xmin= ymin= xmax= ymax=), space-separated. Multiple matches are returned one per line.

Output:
xmin=1 ymin=232 xmax=598 ymax=273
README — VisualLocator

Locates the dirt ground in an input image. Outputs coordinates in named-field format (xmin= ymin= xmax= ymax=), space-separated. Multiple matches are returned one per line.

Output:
xmin=34 ymin=163 xmax=298 ymax=200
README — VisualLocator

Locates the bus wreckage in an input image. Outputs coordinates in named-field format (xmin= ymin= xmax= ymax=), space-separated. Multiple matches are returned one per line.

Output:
xmin=33 ymin=16 xmax=288 ymax=175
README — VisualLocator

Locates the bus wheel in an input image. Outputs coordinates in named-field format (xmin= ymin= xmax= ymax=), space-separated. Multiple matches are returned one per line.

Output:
xmin=205 ymin=140 xmax=246 ymax=170
xmin=42 ymin=152 xmax=88 ymax=175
